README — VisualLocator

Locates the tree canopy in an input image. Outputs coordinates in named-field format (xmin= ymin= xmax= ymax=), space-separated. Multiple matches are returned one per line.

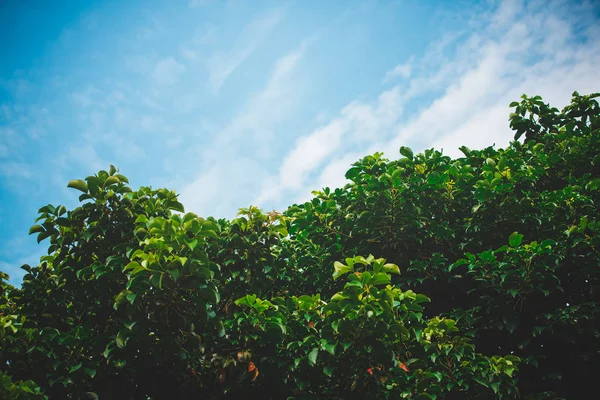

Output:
xmin=1 ymin=91 xmax=599 ymax=399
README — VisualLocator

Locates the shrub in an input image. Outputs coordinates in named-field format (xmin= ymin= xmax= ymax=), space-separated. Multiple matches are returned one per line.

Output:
xmin=0 ymin=92 xmax=598 ymax=399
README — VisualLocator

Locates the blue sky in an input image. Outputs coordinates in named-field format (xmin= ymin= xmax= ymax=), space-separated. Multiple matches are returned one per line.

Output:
xmin=1 ymin=0 xmax=599 ymax=284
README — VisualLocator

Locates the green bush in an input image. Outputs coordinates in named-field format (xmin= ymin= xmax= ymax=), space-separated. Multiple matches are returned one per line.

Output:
xmin=0 ymin=92 xmax=598 ymax=399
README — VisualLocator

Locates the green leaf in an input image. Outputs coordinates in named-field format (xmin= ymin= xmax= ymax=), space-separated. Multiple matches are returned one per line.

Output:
xmin=186 ymin=238 xmax=198 ymax=251
xmin=104 ymin=176 xmax=120 ymax=187
xmin=414 ymin=328 xmax=423 ymax=342
xmin=38 ymin=204 xmax=55 ymax=214
xmin=126 ymin=292 xmax=137 ymax=304
xmin=415 ymin=294 xmax=430 ymax=303
xmin=36 ymin=231 xmax=52 ymax=243
xmin=509 ymin=232 xmax=523 ymax=247
xmin=169 ymin=201 xmax=185 ymax=213
xmin=371 ymin=272 xmax=391 ymax=285
xmin=345 ymin=167 xmax=361 ymax=180
xmin=333 ymin=261 xmax=352 ymax=280
xmin=330 ymin=293 xmax=347 ymax=302
xmin=235 ymin=294 xmax=257 ymax=307
xmin=150 ymin=273 xmax=164 ymax=289
xmin=29 ymin=225 xmax=45 ymax=235
xmin=322 ymin=342 xmax=336 ymax=355
xmin=103 ymin=344 xmax=114 ymax=359
xmin=84 ymin=368 xmax=97 ymax=378
xmin=399 ymin=146 xmax=414 ymax=160
xmin=115 ymin=173 xmax=129 ymax=183
xmin=69 ymin=362 xmax=82 ymax=373
xmin=391 ymin=167 xmax=404 ymax=181
xmin=323 ymin=365 xmax=334 ymax=377
xmin=116 ymin=331 xmax=126 ymax=348
xmin=109 ymin=164 xmax=117 ymax=175
xmin=55 ymin=217 xmax=69 ymax=227
xmin=382 ymin=263 xmax=400 ymax=275
xmin=123 ymin=261 xmax=141 ymax=272
xmin=67 ymin=179 xmax=88 ymax=193
xmin=490 ymin=381 xmax=500 ymax=394
xmin=168 ymin=269 xmax=180 ymax=282
xmin=308 ymin=347 xmax=319 ymax=366
xmin=114 ymin=290 xmax=132 ymax=309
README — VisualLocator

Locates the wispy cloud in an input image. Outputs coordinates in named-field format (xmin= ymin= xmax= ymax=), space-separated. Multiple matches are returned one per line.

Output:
xmin=383 ymin=55 xmax=414 ymax=83
xmin=0 ymin=160 xmax=34 ymax=180
xmin=206 ymin=9 xmax=285 ymax=92
xmin=179 ymin=38 xmax=310 ymax=217
xmin=257 ymin=0 xmax=600 ymax=206
xmin=379 ymin=0 xmax=600 ymax=159
xmin=153 ymin=57 xmax=186 ymax=85
xmin=256 ymin=85 xmax=404 ymax=204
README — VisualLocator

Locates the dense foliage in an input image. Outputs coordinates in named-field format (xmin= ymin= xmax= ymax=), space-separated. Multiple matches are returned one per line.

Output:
xmin=1 ymin=92 xmax=598 ymax=399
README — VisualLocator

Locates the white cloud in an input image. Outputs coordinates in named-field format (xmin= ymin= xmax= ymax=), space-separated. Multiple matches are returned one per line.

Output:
xmin=179 ymin=158 xmax=270 ymax=217
xmin=210 ymin=39 xmax=310 ymax=156
xmin=207 ymin=9 xmax=285 ymax=92
xmin=180 ymin=46 xmax=199 ymax=61
xmin=276 ymin=119 xmax=347 ymax=192
xmin=63 ymin=144 xmax=105 ymax=172
xmin=257 ymin=0 xmax=600 ymax=206
xmin=256 ymin=85 xmax=404 ymax=204
xmin=490 ymin=0 xmax=524 ymax=29
xmin=0 ymin=160 xmax=37 ymax=195
xmin=179 ymin=39 xmax=309 ymax=217
xmin=383 ymin=56 xmax=414 ymax=82
xmin=153 ymin=57 xmax=186 ymax=85
xmin=430 ymin=104 xmax=509 ymax=158
xmin=377 ymin=0 xmax=600 ymax=159
xmin=0 ymin=161 xmax=34 ymax=179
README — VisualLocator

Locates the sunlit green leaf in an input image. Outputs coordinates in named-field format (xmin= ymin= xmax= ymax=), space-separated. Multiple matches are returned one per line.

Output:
xmin=67 ymin=179 xmax=88 ymax=193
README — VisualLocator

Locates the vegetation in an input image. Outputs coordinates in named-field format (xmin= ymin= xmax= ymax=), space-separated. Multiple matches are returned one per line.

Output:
xmin=1 ymin=91 xmax=598 ymax=399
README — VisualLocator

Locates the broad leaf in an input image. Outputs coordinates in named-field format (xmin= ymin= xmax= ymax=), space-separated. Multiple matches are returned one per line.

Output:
xmin=67 ymin=179 xmax=88 ymax=193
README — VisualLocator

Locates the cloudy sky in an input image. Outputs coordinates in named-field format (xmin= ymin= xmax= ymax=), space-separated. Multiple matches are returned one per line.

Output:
xmin=1 ymin=0 xmax=599 ymax=284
